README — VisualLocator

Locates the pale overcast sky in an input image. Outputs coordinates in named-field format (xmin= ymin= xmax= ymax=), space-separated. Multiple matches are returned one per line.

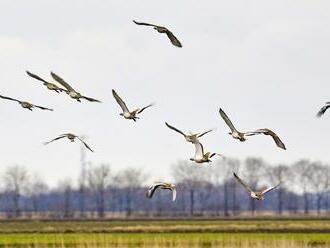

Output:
xmin=0 ymin=0 xmax=329 ymax=186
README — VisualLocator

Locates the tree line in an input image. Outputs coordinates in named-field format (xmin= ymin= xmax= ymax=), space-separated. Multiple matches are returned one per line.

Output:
xmin=1 ymin=157 xmax=330 ymax=218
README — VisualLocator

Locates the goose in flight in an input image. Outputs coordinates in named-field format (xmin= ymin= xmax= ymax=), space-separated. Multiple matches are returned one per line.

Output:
xmin=0 ymin=95 xmax=53 ymax=111
xmin=233 ymin=172 xmax=279 ymax=200
xmin=219 ymin=108 xmax=286 ymax=149
xmin=244 ymin=128 xmax=286 ymax=150
xmin=26 ymin=70 xmax=67 ymax=93
xmin=44 ymin=133 xmax=94 ymax=152
xmin=112 ymin=89 xmax=153 ymax=122
xmin=146 ymin=182 xmax=176 ymax=201
xmin=165 ymin=122 xmax=213 ymax=144
xmin=133 ymin=20 xmax=182 ymax=48
xmin=50 ymin=72 xmax=101 ymax=103
xmin=317 ymin=102 xmax=330 ymax=117
xmin=190 ymin=141 xmax=223 ymax=164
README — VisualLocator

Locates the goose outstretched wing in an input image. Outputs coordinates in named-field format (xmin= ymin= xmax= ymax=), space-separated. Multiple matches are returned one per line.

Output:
xmin=197 ymin=129 xmax=214 ymax=138
xmin=171 ymin=187 xmax=177 ymax=201
xmin=81 ymin=95 xmax=101 ymax=103
xmin=0 ymin=95 xmax=21 ymax=103
xmin=165 ymin=122 xmax=186 ymax=137
xmin=44 ymin=135 xmax=67 ymax=145
xmin=317 ymin=102 xmax=330 ymax=117
xmin=77 ymin=137 xmax=94 ymax=152
xmin=137 ymin=104 xmax=153 ymax=114
xmin=133 ymin=20 xmax=158 ymax=27
xmin=165 ymin=30 xmax=182 ymax=47
xmin=33 ymin=104 xmax=54 ymax=111
xmin=26 ymin=71 xmax=50 ymax=85
xmin=50 ymin=72 xmax=76 ymax=92
xmin=112 ymin=89 xmax=129 ymax=113
xmin=233 ymin=172 xmax=253 ymax=193
xmin=146 ymin=183 xmax=164 ymax=199
xmin=247 ymin=128 xmax=286 ymax=150
xmin=262 ymin=184 xmax=279 ymax=195
xmin=219 ymin=108 xmax=238 ymax=133
xmin=194 ymin=142 xmax=204 ymax=159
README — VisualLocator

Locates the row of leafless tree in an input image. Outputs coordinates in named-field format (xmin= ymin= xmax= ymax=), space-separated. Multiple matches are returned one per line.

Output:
xmin=1 ymin=157 xmax=330 ymax=218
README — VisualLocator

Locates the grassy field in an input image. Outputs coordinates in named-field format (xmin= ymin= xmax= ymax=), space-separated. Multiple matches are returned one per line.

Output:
xmin=0 ymin=219 xmax=329 ymax=233
xmin=0 ymin=220 xmax=329 ymax=247
xmin=0 ymin=233 xmax=330 ymax=247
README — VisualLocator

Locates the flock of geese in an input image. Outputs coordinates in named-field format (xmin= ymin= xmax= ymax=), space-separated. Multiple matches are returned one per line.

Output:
xmin=1 ymin=20 xmax=329 ymax=204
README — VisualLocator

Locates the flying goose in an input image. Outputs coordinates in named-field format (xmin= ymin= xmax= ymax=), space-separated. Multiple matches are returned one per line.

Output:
xmin=50 ymin=72 xmax=101 ymax=103
xmin=26 ymin=70 xmax=67 ymax=93
xmin=165 ymin=122 xmax=213 ymax=144
xmin=0 ymin=95 xmax=53 ymax=111
xmin=190 ymin=141 xmax=223 ymax=164
xmin=133 ymin=20 xmax=182 ymax=48
xmin=233 ymin=172 xmax=279 ymax=200
xmin=146 ymin=182 xmax=176 ymax=201
xmin=44 ymin=133 xmax=94 ymax=152
xmin=317 ymin=102 xmax=330 ymax=117
xmin=244 ymin=128 xmax=286 ymax=150
xmin=112 ymin=89 xmax=153 ymax=121
xmin=219 ymin=108 xmax=286 ymax=150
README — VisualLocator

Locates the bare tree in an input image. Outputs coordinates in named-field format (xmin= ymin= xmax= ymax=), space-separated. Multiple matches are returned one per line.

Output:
xmin=210 ymin=160 xmax=224 ymax=215
xmin=113 ymin=167 xmax=147 ymax=216
xmin=4 ymin=165 xmax=28 ymax=217
xmin=88 ymin=164 xmax=111 ymax=218
xmin=57 ymin=179 xmax=74 ymax=218
xmin=228 ymin=159 xmax=241 ymax=216
xmin=27 ymin=174 xmax=48 ymax=215
xmin=267 ymin=164 xmax=291 ymax=215
xmin=211 ymin=158 xmax=239 ymax=216
xmin=308 ymin=162 xmax=330 ymax=215
xmin=197 ymin=181 xmax=213 ymax=215
xmin=292 ymin=160 xmax=312 ymax=214
xmin=172 ymin=161 xmax=209 ymax=216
